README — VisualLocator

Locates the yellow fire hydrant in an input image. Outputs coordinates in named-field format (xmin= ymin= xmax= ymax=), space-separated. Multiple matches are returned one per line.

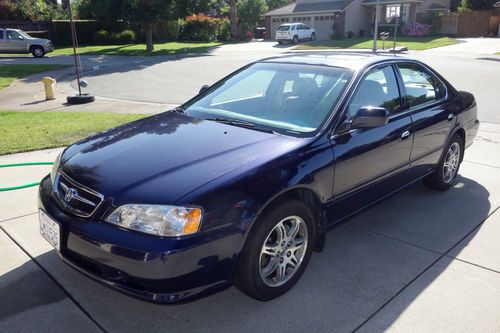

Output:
xmin=41 ymin=77 xmax=56 ymax=100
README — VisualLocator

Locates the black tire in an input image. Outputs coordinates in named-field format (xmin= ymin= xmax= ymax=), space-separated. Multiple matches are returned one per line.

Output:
xmin=235 ymin=199 xmax=315 ymax=301
xmin=424 ymin=134 xmax=463 ymax=191
xmin=31 ymin=46 xmax=45 ymax=58
xmin=293 ymin=35 xmax=299 ymax=44
xmin=310 ymin=33 xmax=316 ymax=41
xmin=66 ymin=94 xmax=95 ymax=105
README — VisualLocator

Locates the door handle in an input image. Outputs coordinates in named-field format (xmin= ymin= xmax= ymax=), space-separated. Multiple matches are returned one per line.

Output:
xmin=448 ymin=113 xmax=455 ymax=121
xmin=401 ymin=130 xmax=411 ymax=140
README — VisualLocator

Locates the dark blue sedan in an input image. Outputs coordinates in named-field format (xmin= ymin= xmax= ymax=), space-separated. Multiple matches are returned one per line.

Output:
xmin=38 ymin=54 xmax=479 ymax=303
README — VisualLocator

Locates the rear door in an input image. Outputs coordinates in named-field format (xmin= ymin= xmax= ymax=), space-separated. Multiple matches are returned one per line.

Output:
xmin=395 ymin=62 xmax=455 ymax=179
xmin=330 ymin=64 xmax=413 ymax=221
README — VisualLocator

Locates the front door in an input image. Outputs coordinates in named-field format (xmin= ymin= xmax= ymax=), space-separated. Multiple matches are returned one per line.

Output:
xmin=0 ymin=30 xmax=7 ymax=52
xmin=395 ymin=62 xmax=456 ymax=179
xmin=328 ymin=65 xmax=413 ymax=222
xmin=5 ymin=30 xmax=26 ymax=53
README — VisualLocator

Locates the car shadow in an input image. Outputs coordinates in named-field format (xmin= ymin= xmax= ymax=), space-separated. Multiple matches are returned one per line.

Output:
xmin=0 ymin=174 xmax=493 ymax=332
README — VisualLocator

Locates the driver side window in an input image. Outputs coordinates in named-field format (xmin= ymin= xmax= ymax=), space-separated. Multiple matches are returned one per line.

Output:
xmin=346 ymin=66 xmax=401 ymax=119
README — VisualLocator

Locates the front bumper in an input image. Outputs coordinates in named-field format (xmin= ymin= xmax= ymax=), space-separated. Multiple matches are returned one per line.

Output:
xmin=38 ymin=176 xmax=241 ymax=303
xmin=43 ymin=44 xmax=54 ymax=53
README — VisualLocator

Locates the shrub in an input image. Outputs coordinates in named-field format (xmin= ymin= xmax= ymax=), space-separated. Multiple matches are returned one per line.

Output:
xmin=218 ymin=19 xmax=231 ymax=41
xmin=113 ymin=29 xmax=135 ymax=44
xmin=180 ymin=14 xmax=231 ymax=41
xmin=155 ymin=20 xmax=180 ymax=42
xmin=52 ymin=20 xmax=100 ymax=46
xmin=93 ymin=29 xmax=110 ymax=44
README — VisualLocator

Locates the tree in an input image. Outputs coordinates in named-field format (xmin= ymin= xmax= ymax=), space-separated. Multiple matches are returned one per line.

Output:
xmin=460 ymin=0 xmax=496 ymax=9
xmin=228 ymin=0 xmax=239 ymax=38
xmin=238 ymin=0 xmax=268 ymax=33
xmin=125 ymin=0 xmax=176 ymax=52
xmin=266 ymin=0 xmax=293 ymax=10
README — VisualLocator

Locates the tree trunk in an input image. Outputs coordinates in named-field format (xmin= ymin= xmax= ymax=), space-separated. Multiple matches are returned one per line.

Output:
xmin=145 ymin=22 xmax=154 ymax=52
xmin=229 ymin=0 xmax=239 ymax=39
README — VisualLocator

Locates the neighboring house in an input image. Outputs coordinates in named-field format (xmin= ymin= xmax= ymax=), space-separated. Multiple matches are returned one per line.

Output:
xmin=263 ymin=0 xmax=450 ymax=40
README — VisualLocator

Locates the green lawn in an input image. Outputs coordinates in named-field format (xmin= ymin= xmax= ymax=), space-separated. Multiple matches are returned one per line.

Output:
xmin=294 ymin=36 xmax=458 ymax=51
xmin=0 ymin=112 xmax=147 ymax=155
xmin=0 ymin=64 xmax=69 ymax=90
xmin=51 ymin=41 xmax=222 ymax=56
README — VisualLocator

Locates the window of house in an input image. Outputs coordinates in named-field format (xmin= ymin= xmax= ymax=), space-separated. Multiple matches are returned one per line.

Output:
xmin=386 ymin=5 xmax=401 ymax=19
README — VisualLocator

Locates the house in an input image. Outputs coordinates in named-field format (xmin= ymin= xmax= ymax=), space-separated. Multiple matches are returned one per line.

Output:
xmin=263 ymin=0 xmax=451 ymax=40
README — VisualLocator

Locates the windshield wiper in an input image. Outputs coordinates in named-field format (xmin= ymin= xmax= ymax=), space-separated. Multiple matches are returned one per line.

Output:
xmin=172 ymin=106 xmax=185 ymax=114
xmin=205 ymin=117 xmax=275 ymax=134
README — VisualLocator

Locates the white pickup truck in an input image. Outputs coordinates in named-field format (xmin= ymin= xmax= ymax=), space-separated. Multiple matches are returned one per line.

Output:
xmin=0 ymin=28 xmax=54 ymax=58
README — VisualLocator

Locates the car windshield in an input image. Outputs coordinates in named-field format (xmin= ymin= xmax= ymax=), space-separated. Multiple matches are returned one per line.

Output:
xmin=277 ymin=25 xmax=291 ymax=31
xmin=184 ymin=62 xmax=352 ymax=136
xmin=18 ymin=31 xmax=31 ymax=39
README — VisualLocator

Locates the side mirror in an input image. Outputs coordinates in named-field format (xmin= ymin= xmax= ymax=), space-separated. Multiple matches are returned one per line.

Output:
xmin=199 ymin=84 xmax=210 ymax=94
xmin=352 ymin=106 xmax=389 ymax=128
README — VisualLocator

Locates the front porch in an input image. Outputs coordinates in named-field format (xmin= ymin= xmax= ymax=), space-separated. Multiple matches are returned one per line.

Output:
xmin=361 ymin=0 xmax=423 ymax=35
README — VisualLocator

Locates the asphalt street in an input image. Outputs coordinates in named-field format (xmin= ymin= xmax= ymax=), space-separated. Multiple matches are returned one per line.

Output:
xmin=2 ymin=39 xmax=498 ymax=123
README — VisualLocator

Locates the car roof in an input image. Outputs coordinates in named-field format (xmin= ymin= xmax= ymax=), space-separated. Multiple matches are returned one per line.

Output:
xmin=260 ymin=52 xmax=408 ymax=71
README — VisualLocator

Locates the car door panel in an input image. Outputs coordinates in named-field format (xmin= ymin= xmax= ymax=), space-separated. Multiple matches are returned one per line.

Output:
xmin=328 ymin=116 xmax=413 ymax=223
xmin=396 ymin=63 xmax=456 ymax=179
xmin=408 ymin=101 xmax=456 ymax=177
xmin=327 ymin=65 xmax=413 ymax=224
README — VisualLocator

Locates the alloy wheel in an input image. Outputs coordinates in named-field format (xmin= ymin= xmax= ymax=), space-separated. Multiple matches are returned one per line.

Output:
xmin=258 ymin=215 xmax=308 ymax=287
xmin=443 ymin=142 xmax=460 ymax=183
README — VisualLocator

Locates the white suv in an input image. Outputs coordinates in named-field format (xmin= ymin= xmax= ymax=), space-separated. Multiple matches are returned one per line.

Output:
xmin=0 ymin=28 xmax=54 ymax=58
xmin=276 ymin=23 xmax=316 ymax=44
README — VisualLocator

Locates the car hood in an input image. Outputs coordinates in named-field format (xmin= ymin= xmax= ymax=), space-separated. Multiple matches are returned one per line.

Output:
xmin=61 ymin=112 xmax=304 ymax=205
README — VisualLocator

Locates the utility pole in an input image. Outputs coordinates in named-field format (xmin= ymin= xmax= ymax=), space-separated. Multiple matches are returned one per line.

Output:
xmin=372 ymin=0 xmax=380 ymax=52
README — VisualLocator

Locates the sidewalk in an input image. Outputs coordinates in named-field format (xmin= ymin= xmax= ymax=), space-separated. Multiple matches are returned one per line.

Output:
xmin=1 ymin=123 xmax=499 ymax=332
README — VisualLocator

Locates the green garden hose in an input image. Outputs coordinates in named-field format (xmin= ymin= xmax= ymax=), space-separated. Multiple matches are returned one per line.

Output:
xmin=0 ymin=162 xmax=53 ymax=191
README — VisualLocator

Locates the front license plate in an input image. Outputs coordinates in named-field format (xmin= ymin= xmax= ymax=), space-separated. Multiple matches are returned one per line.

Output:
xmin=39 ymin=210 xmax=60 ymax=251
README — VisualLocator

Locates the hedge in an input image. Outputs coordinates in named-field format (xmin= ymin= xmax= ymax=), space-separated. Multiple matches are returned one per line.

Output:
xmin=51 ymin=20 xmax=130 ymax=46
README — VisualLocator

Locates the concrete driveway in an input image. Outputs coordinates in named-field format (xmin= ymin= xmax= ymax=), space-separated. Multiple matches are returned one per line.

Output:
xmin=1 ymin=124 xmax=500 ymax=332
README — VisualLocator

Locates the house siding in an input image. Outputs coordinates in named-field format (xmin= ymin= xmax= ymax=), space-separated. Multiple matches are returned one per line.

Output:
xmin=344 ymin=0 xmax=369 ymax=36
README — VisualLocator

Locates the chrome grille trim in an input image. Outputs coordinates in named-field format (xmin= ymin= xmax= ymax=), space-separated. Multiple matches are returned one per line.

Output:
xmin=53 ymin=172 xmax=104 ymax=218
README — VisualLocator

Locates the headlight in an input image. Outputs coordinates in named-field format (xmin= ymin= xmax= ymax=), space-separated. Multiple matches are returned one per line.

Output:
xmin=50 ymin=152 xmax=62 ymax=185
xmin=106 ymin=205 xmax=202 ymax=237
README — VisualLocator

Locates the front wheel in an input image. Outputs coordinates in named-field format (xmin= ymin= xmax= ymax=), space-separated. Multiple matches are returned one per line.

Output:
xmin=424 ymin=134 xmax=463 ymax=191
xmin=235 ymin=200 xmax=315 ymax=301
xmin=310 ymin=33 xmax=316 ymax=41
xmin=31 ymin=46 xmax=45 ymax=58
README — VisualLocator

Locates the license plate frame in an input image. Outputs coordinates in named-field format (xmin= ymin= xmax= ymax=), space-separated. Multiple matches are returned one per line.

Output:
xmin=39 ymin=210 xmax=60 ymax=251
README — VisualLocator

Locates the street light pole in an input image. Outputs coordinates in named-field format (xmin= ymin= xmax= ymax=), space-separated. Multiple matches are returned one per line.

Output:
xmin=373 ymin=0 xmax=380 ymax=52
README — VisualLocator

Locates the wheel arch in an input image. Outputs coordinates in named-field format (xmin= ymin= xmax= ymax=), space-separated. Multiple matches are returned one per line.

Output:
xmin=245 ymin=186 xmax=326 ymax=253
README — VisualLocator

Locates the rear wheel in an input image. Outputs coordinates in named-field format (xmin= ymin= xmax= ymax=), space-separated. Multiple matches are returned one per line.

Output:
xmin=31 ymin=46 xmax=45 ymax=58
xmin=235 ymin=200 xmax=315 ymax=301
xmin=278 ymin=41 xmax=283 ymax=45
xmin=293 ymin=35 xmax=299 ymax=44
xmin=424 ymin=134 xmax=463 ymax=191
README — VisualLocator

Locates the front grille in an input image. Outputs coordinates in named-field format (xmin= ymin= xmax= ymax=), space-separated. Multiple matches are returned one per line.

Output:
xmin=54 ymin=172 xmax=103 ymax=218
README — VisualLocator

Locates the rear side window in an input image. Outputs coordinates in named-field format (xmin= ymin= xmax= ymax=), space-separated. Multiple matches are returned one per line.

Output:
xmin=398 ymin=63 xmax=446 ymax=108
